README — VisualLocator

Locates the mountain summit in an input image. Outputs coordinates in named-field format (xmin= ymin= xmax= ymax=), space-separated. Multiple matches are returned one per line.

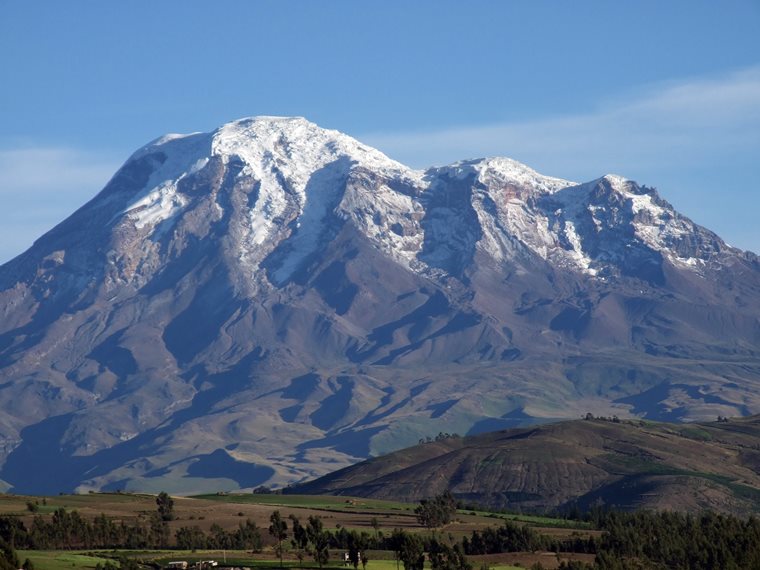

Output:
xmin=1 ymin=116 xmax=759 ymax=494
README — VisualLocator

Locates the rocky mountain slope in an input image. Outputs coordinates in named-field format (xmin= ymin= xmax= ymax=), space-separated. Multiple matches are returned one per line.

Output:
xmin=292 ymin=415 xmax=760 ymax=515
xmin=1 ymin=116 xmax=759 ymax=494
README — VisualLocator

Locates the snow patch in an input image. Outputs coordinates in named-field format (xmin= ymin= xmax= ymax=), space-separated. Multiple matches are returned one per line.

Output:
xmin=562 ymin=220 xmax=597 ymax=275
xmin=124 ymin=181 xmax=188 ymax=230
xmin=475 ymin=157 xmax=574 ymax=194
xmin=189 ymin=157 xmax=209 ymax=174
xmin=120 ymin=131 xmax=213 ymax=232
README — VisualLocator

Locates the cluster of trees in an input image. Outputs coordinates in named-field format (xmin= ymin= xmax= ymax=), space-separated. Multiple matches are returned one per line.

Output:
xmin=464 ymin=510 xmax=760 ymax=570
xmin=385 ymin=530 xmax=469 ymax=570
xmin=415 ymin=491 xmax=457 ymax=529
xmin=463 ymin=520 xmax=595 ymax=556
xmin=288 ymin=513 xmax=330 ymax=568
xmin=0 ymin=493 xmax=180 ymax=550
xmin=593 ymin=510 xmax=760 ymax=569
xmin=418 ymin=433 xmax=461 ymax=445
xmin=0 ymin=508 xmax=174 ymax=550
xmin=264 ymin=511 xmax=368 ymax=569
xmin=426 ymin=538 xmax=470 ymax=570
xmin=175 ymin=519 xmax=263 ymax=551
xmin=582 ymin=413 xmax=620 ymax=423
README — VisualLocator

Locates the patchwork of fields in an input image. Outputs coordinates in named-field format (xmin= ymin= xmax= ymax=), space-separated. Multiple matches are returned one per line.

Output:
xmin=1 ymin=492 xmax=594 ymax=570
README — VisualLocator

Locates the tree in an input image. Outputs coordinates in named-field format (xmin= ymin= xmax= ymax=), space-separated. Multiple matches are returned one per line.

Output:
xmin=399 ymin=532 xmax=425 ymax=570
xmin=0 ymin=537 xmax=18 ymax=570
xmin=428 ymin=539 xmax=471 ymax=570
xmin=156 ymin=492 xmax=174 ymax=522
xmin=371 ymin=517 xmax=380 ymax=541
xmin=148 ymin=512 xmax=170 ymax=548
xmin=290 ymin=514 xmax=309 ymax=567
xmin=269 ymin=510 xmax=288 ymax=567
xmin=347 ymin=530 xmax=369 ymax=570
xmin=390 ymin=528 xmax=407 ymax=570
xmin=415 ymin=491 xmax=457 ymax=530
xmin=210 ymin=523 xmax=232 ymax=550
xmin=238 ymin=519 xmax=263 ymax=552
xmin=306 ymin=516 xmax=329 ymax=569
xmin=175 ymin=526 xmax=207 ymax=551
xmin=0 ymin=516 xmax=28 ymax=549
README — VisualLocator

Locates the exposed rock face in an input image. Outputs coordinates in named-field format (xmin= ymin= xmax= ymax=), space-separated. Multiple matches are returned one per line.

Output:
xmin=1 ymin=116 xmax=759 ymax=494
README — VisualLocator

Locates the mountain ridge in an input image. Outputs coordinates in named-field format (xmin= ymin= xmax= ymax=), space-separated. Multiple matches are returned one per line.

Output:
xmin=1 ymin=116 xmax=759 ymax=495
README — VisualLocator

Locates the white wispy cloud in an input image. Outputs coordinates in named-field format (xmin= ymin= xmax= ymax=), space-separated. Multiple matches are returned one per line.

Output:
xmin=0 ymin=147 xmax=121 ymax=263
xmin=0 ymin=147 xmax=119 ymax=195
xmin=361 ymin=66 xmax=760 ymax=178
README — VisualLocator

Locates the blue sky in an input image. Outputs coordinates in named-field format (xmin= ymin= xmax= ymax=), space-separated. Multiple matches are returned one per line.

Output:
xmin=1 ymin=0 xmax=759 ymax=262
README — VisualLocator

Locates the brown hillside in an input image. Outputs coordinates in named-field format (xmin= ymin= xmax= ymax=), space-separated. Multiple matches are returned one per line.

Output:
xmin=291 ymin=416 xmax=760 ymax=515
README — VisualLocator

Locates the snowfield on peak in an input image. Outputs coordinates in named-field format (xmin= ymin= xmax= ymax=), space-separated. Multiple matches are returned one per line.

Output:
xmin=113 ymin=116 xmax=737 ymax=281
xmin=212 ymin=117 xmax=420 ymax=180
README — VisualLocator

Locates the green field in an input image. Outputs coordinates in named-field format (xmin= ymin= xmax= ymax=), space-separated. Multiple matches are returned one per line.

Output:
xmin=462 ymin=509 xmax=590 ymax=530
xmin=19 ymin=550 xmax=117 ymax=570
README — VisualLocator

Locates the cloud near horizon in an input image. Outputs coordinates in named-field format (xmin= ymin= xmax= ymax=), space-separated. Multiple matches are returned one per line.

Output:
xmin=0 ymin=147 xmax=120 ymax=263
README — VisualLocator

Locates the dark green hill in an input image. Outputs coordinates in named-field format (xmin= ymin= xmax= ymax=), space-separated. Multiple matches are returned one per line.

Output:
xmin=290 ymin=415 xmax=760 ymax=515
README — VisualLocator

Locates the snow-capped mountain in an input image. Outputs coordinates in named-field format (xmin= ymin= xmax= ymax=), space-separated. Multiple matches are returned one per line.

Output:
xmin=1 ymin=116 xmax=759 ymax=494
